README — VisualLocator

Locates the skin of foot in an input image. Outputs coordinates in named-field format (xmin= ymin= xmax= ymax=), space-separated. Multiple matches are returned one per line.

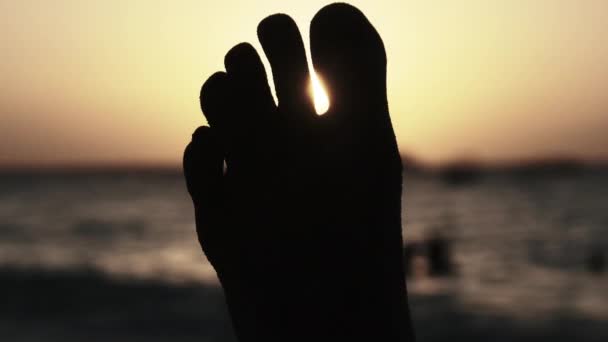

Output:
xmin=184 ymin=3 xmax=414 ymax=341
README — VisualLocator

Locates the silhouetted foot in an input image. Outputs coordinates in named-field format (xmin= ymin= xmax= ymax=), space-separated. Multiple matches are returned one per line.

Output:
xmin=184 ymin=3 xmax=413 ymax=341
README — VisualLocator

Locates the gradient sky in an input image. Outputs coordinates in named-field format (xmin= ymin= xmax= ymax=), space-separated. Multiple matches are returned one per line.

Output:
xmin=1 ymin=0 xmax=607 ymax=166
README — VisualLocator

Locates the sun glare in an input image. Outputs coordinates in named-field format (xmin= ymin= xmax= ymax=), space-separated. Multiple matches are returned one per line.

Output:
xmin=310 ymin=71 xmax=330 ymax=115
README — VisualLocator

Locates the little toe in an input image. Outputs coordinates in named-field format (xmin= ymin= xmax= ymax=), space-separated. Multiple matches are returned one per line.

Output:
xmin=183 ymin=126 xmax=224 ymax=212
xmin=200 ymin=71 xmax=231 ymax=131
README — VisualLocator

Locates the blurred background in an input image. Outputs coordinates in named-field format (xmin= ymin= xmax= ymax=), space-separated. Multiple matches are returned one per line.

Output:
xmin=1 ymin=0 xmax=607 ymax=341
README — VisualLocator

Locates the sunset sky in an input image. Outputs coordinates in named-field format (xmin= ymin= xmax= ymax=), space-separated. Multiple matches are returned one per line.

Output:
xmin=1 ymin=0 xmax=607 ymax=167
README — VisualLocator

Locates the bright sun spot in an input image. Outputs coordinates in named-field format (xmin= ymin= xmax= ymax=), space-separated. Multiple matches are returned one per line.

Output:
xmin=310 ymin=71 xmax=329 ymax=115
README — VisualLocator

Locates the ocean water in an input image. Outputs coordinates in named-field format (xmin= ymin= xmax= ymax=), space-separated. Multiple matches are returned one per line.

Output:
xmin=1 ymin=169 xmax=607 ymax=341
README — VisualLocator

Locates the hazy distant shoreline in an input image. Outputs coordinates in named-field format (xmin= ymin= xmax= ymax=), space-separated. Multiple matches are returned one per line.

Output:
xmin=1 ymin=156 xmax=607 ymax=175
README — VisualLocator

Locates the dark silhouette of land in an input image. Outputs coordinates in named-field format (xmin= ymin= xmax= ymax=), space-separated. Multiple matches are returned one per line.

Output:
xmin=184 ymin=3 xmax=412 ymax=341
xmin=2 ymin=267 xmax=607 ymax=342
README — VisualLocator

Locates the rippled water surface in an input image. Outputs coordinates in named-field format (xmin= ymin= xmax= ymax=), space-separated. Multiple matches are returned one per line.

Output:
xmin=1 ymin=169 xmax=607 ymax=339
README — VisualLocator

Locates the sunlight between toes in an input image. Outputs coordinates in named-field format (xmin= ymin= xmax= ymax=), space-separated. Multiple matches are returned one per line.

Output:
xmin=310 ymin=70 xmax=329 ymax=115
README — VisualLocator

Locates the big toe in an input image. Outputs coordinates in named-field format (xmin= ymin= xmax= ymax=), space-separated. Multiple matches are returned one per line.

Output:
xmin=310 ymin=3 xmax=387 ymax=116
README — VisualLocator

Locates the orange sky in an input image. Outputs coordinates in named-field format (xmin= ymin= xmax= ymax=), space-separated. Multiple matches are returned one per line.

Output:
xmin=1 ymin=0 xmax=607 ymax=167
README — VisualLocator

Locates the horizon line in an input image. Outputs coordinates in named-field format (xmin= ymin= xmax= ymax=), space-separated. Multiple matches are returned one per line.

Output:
xmin=1 ymin=154 xmax=607 ymax=173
